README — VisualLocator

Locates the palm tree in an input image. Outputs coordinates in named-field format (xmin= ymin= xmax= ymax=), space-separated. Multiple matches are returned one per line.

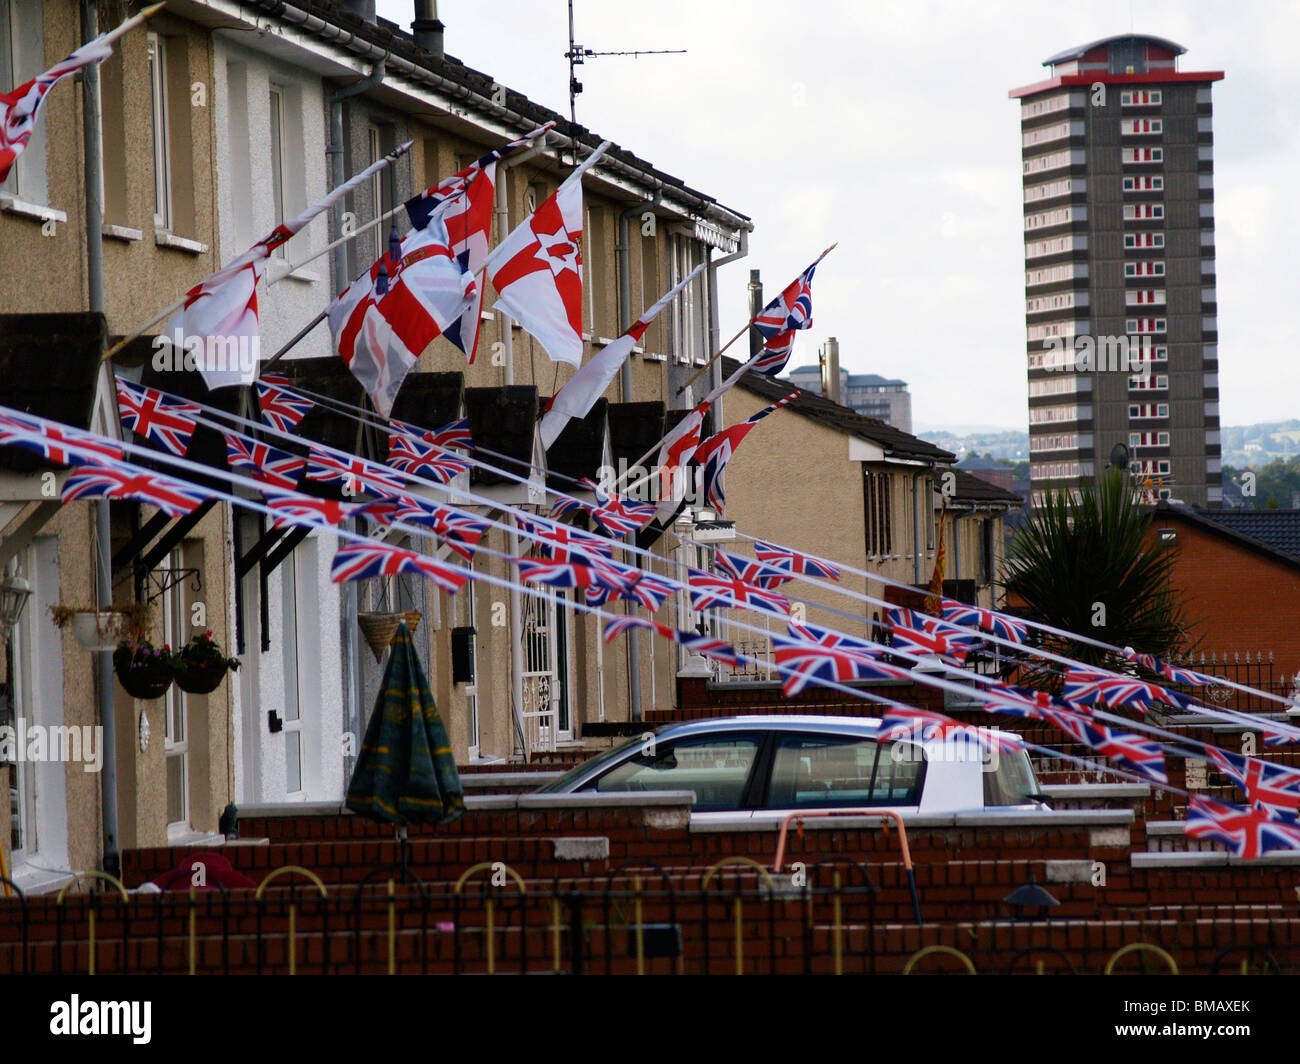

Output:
xmin=1003 ymin=469 xmax=1192 ymax=671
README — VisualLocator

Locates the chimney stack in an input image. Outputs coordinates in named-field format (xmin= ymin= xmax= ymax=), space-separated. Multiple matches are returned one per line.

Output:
xmin=413 ymin=0 xmax=445 ymax=59
xmin=747 ymin=269 xmax=763 ymax=358
xmin=822 ymin=337 xmax=842 ymax=404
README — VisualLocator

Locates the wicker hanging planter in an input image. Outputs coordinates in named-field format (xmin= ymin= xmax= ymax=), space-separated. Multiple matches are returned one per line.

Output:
xmin=112 ymin=647 xmax=174 ymax=700
xmin=358 ymin=611 xmax=424 ymax=662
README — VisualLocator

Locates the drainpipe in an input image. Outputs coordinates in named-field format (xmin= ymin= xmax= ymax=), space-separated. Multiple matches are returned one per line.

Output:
xmin=82 ymin=0 xmax=119 ymax=880
xmin=615 ymin=193 xmax=659 ymax=724
xmin=328 ymin=62 xmax=386 ymax=293
xmin=912 ymin=472 xmax=922 ymax=585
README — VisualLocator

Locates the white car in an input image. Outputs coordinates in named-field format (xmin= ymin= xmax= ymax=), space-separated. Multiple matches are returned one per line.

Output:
xmin=536 ymin=715 xmax=1047 ymax=821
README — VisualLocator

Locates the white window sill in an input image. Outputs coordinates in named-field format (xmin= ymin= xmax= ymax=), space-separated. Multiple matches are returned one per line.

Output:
xmin=7 ymin=860 xmax=75 ymax=897
xmin=156 ymin=230 xmax=209 ymax=254
xmin=265 ymin=258 xmax=320 ymax=284
xmin=103 ymin=223 xmax=143 ymax=242
xmin=0 ymin=194 xmax=67 ymax=224
xmin=165 ymin=827 xmax=225 ymax=846
xmin=641 ymin=351 xmax=667 ymax=362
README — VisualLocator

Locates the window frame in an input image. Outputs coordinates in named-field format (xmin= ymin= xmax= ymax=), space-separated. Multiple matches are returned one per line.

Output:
xmin=147 ymin=30 xmax=172 ymax=232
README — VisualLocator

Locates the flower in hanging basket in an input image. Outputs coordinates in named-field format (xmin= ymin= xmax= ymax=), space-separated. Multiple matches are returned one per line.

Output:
xmin=170 ymin=630 xmax=240 ymax=695
xmin=113 ymin=638 xmax=175 ymax=700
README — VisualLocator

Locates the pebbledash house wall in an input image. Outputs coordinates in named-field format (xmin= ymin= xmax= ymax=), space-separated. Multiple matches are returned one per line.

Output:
xmin=0 ymin=0 xmax=236 ymax=883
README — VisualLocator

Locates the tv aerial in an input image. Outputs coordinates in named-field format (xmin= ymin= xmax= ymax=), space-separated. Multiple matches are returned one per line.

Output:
xmin=565 ymin=0 xmax=685 ymax=161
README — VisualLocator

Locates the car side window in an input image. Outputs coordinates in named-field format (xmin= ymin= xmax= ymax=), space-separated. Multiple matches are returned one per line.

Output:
xmin=767 ymin=735 xmax=925 ymax=808
xmin=588 ymin=734 xmax=761 ymax=812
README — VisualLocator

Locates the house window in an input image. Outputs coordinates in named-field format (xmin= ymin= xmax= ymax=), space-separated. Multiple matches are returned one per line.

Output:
xmin=3 ymin=618 xmax=34 ymax=857
xmin=282 ymin=551 xmax=304 ymax=796
xmin=268 ymin=87 xmax=286 ymax=253
xmin=864 ymin=470 xmax=893 ymax=556
xmin=162 ymin=548 xmax=189 ymax=828
xmin=147 ymin=31 xmax=172 ymax=231
xmin=1 ymin=0 xmax=52 ymax=204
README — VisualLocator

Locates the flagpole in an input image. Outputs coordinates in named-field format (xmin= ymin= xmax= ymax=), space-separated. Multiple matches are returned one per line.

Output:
xmin=99 ymin=140 xmax=413 ymax=364
xmin=675 ymin=242 xmax=836 ymax=397
xmin=97 ymin=1 xmax=166 ymax=47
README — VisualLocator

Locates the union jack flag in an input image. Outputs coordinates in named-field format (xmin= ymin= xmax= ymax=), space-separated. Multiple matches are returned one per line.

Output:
xmin=223 ymin=432 xmax=305 ymax=490
xmin=1186 ymin=795 xmax=1300 ymax=859
xmin=584 ymin=480 xmax=657 ymax=536
xmin=588 ymin=558 xmax=676 ymax=612
xmin=305 ymin=445 xmax=406 ymax=495
xmin=1062 ymin=668 xmax=1192 ymax=714
xmin=386 ymin=431 xmax=473 ymax=484
xmin=753 ymin=541 xmax=841 ymax=581
xmin=62 ymin=464 xmax=211 ymax=518
xmin=976 ymin=683 xmax=1080 ymax=720
xmin=1039 ymin=707 xmax=1168 ymax=785
xmin=548 ymin=493 xmax=591 ymax=523
xmin=1120 ymin=647 xmax=1215 ymax=687
xmin=687 ymin=569 xmax=790 ymax=616
xmin=749 ymin=253 xmax=826 ymax=376
xmin=390 ymin=416 xmax=474 ymax=453
xmin=0 ymin=412 xmax=124 ymax=465
xmin=938 ymin=598 xmax=1028 ymax=644
xmin=514 ymin=557 xmax=634 ymax=594
xmin=364 ymin=495 xmax=490 ymax=560
xmin=714 ymin=550 xmax=794 ymax=590
xmin=115 ymin=379 xmax=200 ymax=456
xmin=879 ymin=708 xmax=1025 ymax=754
xmin=1203 ymin=748 xmax=1300 ymax=815
xmin=601 ymin=615 xmax=740 ymax=668
xmin=771 ymin=622 xmax=902 ymax=696
xmin=256 ymin=381 xmax=314 ymax=434
xmin=691 ymin=393 xmax=796 ymax=516
xmin=1264 ymin=724 xmax=1300 ymax=748
xmin=887 ymin=608 xmax=983 ymax=661
xmin=329 ymin=540 xmax=469 ymax=595
xmin=518 ymin=517 xmax=615 ymax=564
xmin=261 ymin=488 xmax=360 ymax=529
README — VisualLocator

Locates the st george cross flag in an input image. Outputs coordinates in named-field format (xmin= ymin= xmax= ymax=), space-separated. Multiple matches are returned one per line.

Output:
xmin=173 ymin=145 xmax=411 ymax=391
xmin=602 ymin=615 xmax=740 ymax=668
xmin=485 ymin=142 xmax=610 ymax=367
xmin=256 ymin=381 xmax=314 ymax=434
xmin=330 ymin=540 xmax=468 ymax=595
xmin=0 ymin=29 xmax=115 ymax=184
xmin=223 ymin=432 xmax=305 ymax=490
xmin=653 ymin=397 xmax=711 ymax=524
xmin=405 ymin=124 xmax=553 ymax=362
xmin=538 ymin=263 xmax=706 ymax=450
xmin=771 ymin=623 xmax=902 ymax=696
xmin=1186 ymin=795 xmax=1300 ymax=859
xmin=692 ymin=392 xmax=797 ymax=517
xmin=115 ymin=379 xmax=200 ymax=457
xmin=938 ymin=598 xmax=1028 ymax=645
xmin=62 ymin=463 xmax=211 ymax=518
xmin=753 ymin=541 xmax=841 ymax=582
xmin=329 ymin=210 xmax=477 ymax=417
xmin=1203 ymin=748 xmax=1300 ymax=815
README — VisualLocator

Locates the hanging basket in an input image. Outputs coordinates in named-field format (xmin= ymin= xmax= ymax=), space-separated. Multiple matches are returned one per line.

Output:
xmin=173 ymin=657 xmax=231 ymax=695
xmin=401 ymin=610 xmax=422 ymax=637
xmin=67 ymin=610 xmax=131 ymax=652
xmin=112 ymin=651 xmax=174 ymax=700
xmin=358 ymin=613 xmax=403 ymax=662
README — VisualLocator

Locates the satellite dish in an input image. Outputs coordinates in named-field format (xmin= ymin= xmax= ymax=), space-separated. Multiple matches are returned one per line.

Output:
xmin=1109 ymin=442 xmax=1130 ymax=470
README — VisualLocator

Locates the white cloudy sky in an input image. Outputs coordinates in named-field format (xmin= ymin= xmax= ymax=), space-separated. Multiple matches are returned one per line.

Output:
xmin=377 ymin=0 xmax=1300 ymax=431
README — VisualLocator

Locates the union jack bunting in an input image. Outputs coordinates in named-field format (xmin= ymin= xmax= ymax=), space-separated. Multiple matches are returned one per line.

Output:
xmin=686 ymin=569 xmax=790 ymax=616
xmin=1039 ymin=707 xmax=1168 ymax=785
xmin=749 ymin=251 xmax=829 ymax=376
xmin=771 ymin=623 xmax=902 ymax=697
xmin=261 ymin=488 xmax=360 ymax=529
xmin=223 ymin=433 xmax=305 ymax=491
xmin=753 ymin=541 xmax=841 ymax=581
xmin=0 ymin=412 xmax=124 ymax=465
xmin=304 ymin=445 xmax=406 ymax=494
xmin=362 ymin=495 xmax=489 ymax=560
xmin=691 ymin=393 xmax=797 ymax=516
xmin=548 ymin=493 xmax=591 ymax=522
xmin=329 ymin=541 xmax=468 ymax=595
xmin=1061 ymin=668 xmax=1192 ymax=714
xmin=391 ymin=416 xmax=473 ymax=453
xmin=256 ymin=381 xmax=314 ymax=434
xmin=976 ymin=684 xmax=1080 ymax=720
xmin=886 ymin=608 xmax=983 ymax=661
xmin=592 ymin=559 xmax=676 ymax=612
xmin=601 ymin=615 xmax=740 ymax=668
xmin=1120 ymin=647 xmax=1216 ymax=687
xmin=517 ymin=517 xmax=614 ymax=564
xmin=878 ymin=708 xmax=1025 ymax=754
xmin=1186 ymin=795 xmax=1300 ymax=859
xmin=62 ymin=464 xmax=211 ymax=518
xmin=714 ymin=549 xmax=794 ymax=590
xmin=584 ymin=480 xmax=657 ymax=537
xmin=385 ymin=431 xmax=473 ymax=484
xmin=1264 ymin=725 xmax=1300 ymax=748
xmin=114 ymin=379 xmax=201 ymax=457
xmin=1203 ymin=748 xmax=1300 ymax=815
xmin=513 ymin=557 xmax=632 ymax=594
xmin=938 ymin=598 xmax=1029 ymax=644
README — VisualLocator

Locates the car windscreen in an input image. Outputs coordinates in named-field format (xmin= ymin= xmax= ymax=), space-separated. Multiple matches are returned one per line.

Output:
xmin=534 ymin=734 xmax=650 ymax=793
xmin=586 ymin=733 xmax=763 ymax=811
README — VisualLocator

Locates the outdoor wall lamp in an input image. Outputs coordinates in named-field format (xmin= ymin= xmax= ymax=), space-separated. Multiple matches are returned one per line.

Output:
xmin=0 ymin=570 xmax=32 ymax=638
